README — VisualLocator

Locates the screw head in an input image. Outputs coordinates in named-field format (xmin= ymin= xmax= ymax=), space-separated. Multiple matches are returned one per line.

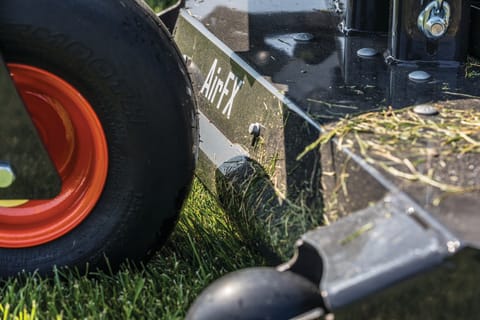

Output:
xmin=0 ymin=163 xmax=15 ymax=188
xmin=418 ymin=1 xmax=450 ymax=39
xmin=408 ymin=70 xmax=432 ymax=83
xmin=413 ymin=104 xmax=439 ymax=116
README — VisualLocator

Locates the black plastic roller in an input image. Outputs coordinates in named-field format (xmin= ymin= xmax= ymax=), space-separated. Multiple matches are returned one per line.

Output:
xmin=186 ymin=267 xmax=325 ymax=320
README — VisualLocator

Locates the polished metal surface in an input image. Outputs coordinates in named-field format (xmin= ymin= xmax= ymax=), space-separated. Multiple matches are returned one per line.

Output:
xmin=389 ymin=0 xmax=469 ymax=62
xmin=179 ymin=0 xmax=480 ymax=246
xmin=295 ymin=193 xmax=449 ymax=309
xmin=418 ymin=1 xmax=451 ymax=39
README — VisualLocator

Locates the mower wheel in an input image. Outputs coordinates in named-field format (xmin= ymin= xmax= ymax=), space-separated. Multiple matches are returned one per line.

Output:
xmin=0 ymin=0 xmax=197 ymax=276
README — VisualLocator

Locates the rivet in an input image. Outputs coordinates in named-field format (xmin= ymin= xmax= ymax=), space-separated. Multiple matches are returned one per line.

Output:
xmin=357 ymin=48 xmax=378 ymax=58
xmin=293 ymin=33 xmax=314 ymax=42
xmin=408 ymin=70 xmax=432 ymax=83
xmin=413 ymin=104 xmax=439 ymax=116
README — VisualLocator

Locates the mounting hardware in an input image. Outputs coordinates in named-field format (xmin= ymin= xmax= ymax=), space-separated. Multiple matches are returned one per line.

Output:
xmin=0 ymin=162 xmax=15 ymax=188
xmin=413 ymin=104 xmax=439 ymax=116
xmin=357 ymin=48 xmax=378 ymax=58
xmin=248 ymin=123 xmax=262 ymax=137
xmin=293 ymin=33 xmax=314 ymax=42
xmin=248 ymin=123 xmax=262 ymax=147
xmin=418 ymin=0 xmax=451 ymax=40
xmin=408 ymin=70 xmax=432 ymax=83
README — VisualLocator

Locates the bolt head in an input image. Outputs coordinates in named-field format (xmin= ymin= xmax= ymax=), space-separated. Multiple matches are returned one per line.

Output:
xmin=293 ymin=33 xmax=314 ymax=42
xmin=413 ymin=104 xmax=439 ymax=116
xmin=357 ymin=47 xmax=378 ymax=58
xmin=0 ymin=164 xmax=15 ymax=188
xmin=425 ymin=16 xmax=448 ymax=38
xmin=408 ymin=70 xmax=432 ymax=83
xmin=418 ymin=1 xmax=450 ymax=40
xmin=430 ymin=23 xmax=445 ymax=37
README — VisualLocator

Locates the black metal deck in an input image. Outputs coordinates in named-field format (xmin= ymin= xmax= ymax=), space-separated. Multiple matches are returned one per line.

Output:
xmin=175 ymin=0 xmax=480 ymax=316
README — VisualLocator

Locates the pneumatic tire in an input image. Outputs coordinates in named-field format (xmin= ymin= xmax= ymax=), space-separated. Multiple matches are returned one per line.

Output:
xmin=0 ymin=0 xmax=197 ymax=276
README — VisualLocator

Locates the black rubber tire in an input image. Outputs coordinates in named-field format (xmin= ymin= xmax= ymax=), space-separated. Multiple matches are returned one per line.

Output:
xmin=0 ymin=0 xmax=197 ymax=276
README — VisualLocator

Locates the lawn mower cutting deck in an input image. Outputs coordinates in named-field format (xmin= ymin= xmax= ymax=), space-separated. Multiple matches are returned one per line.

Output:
xmin=171 ymin=0 xmax=480 ymax=319
xmin=0 ymin=0 xmax=479 ymax=318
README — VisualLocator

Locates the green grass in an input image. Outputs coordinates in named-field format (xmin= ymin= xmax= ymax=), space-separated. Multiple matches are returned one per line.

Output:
xmin=301 ymin=104 xmax=480 ymax=212
xmin=144 ymin=0 xmax=177 ymax=12
xmin=0 ymin=1 xmax=265 ymax=319
xmin=0 ymin=181 xmax=264 ymax=320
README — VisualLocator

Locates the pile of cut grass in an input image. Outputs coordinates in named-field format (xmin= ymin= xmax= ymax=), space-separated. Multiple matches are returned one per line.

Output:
xmin=301 ymin=102 xmax=480 ymax=210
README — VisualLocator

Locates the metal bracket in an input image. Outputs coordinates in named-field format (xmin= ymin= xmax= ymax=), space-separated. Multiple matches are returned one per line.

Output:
xmin=158 ymin=0 xmax=185 ymax=33
xmin=286 ymin=193 xmax=454 ymax=310
xmin=0 ymin=54 xmax=61 ymax=199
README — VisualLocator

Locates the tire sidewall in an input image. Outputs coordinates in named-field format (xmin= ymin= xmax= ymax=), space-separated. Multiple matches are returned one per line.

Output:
xmin=0 ymin=0 xmax=196 ymax=275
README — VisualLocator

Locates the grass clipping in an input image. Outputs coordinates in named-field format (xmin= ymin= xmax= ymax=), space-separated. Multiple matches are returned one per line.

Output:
xmin=300 ymin=102 xmax=480 ymax=202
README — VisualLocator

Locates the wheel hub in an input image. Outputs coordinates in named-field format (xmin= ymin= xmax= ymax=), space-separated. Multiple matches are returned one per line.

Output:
xmin=0 ymin=64 xmax=108 ymax=248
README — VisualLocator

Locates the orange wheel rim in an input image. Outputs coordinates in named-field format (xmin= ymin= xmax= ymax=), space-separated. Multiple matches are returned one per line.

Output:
xmin=0 ymin=64 xmax=108 ymax=248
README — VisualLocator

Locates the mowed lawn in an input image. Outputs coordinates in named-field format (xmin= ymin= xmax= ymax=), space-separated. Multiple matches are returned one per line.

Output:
xmin=0 ymin=181 xmax=263 ymax=319
xmin=0 ymin=1 xmax=264 ymax=319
